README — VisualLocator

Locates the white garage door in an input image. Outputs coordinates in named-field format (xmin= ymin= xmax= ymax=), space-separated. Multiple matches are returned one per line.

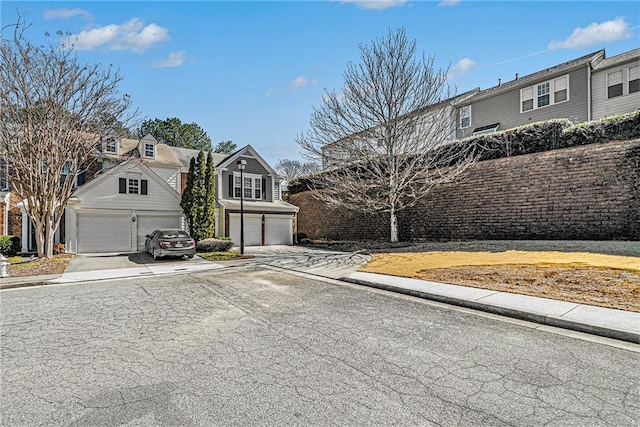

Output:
xmin=229 ymin=213 xmax=262 ymax=246
xmin=137 ymin=215 xmax=183 ymax=251
xmin=77 ymin=214 xmax=131 ymax=253
xmin=264 ymin=215 xmax=293 ymax=245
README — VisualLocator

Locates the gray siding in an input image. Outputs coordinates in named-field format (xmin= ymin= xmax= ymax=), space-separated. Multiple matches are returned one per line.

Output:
xmin=461 ymin=66 xmax=590 ymax=138
xmin=592 ymin=61 xmax=640 ymax=120
xmin=220 ymin=157 xmax=273 ymax=201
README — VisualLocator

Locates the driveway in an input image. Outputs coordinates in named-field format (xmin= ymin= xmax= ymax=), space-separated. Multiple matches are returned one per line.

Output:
xmin=53 ymin=252 xmax=224 ymax=283
xmin=2 ymin=268 xmax=638 ymax=425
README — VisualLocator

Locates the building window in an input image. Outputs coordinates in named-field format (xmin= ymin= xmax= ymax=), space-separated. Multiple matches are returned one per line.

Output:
xmin=629 ymin=65 xmax=639 ymax=94
xmin=0 ymin=159 xmax=8 ymax=191
xmin=119 ymin=178 xmax=148 ymax=195
xmin=460 ymin=106 xmax=471 ymax=129
xmin=128 ymin=179 xmax=139 ymax=194
xmin=521 ymin=87 xmax=534 ymax=112
xmin=553 ymin=76 xmax=568 ymax=102
xmin=104 ymin=138 xmax=118 ymax=154
xmin=233 ymin=172 xmax=262 ymax=200
xmin=143 ymin=143 xmax=155 ymax=158
xmin=537 ymin=82 xmax=550 ymax=108
xmin=520 ymin=74 xmax=569 ymax=112
xmin=607 ymin=70 xmax=623 ymax=98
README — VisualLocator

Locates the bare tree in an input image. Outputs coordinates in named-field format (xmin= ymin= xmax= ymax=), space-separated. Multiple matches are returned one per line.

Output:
xmin=275 ymin=159 xmax=319 ymax=181
xmin=0 ymin=19 xmax=135 ymax=257
xmin=296 ymin=28 xmax=478 ymax=243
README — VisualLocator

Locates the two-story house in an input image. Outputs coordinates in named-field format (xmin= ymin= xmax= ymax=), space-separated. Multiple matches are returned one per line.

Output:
xmin=20 ymin=134 xmax=299 ymax=254
xmin=455 ymin=48 xmax=640 ymax=138
xmin=591 ymin=48 xmax=640 ymax=120
xmin=455 ymin=50 xmax=606 ymax=139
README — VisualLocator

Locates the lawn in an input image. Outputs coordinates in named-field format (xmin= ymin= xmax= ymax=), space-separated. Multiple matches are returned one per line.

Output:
xmin=361 ymin=251 xmax=640 ymax=312
xmin=196 ymin=251 xmax=253 ymax=261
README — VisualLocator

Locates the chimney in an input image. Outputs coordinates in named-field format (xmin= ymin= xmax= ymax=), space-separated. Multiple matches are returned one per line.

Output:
xmin=515 ymin=73 xmax=519 ymax=80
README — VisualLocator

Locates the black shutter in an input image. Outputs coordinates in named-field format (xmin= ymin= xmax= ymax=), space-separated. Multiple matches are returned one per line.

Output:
xmin=141 ymin=179 xmax=148 ymax=195
xmin=229 ymin=175 xmax=233 ymax=197
xmin=77 ymin=172 xmax=86 ymax=186
xmin=262 ymin=178 xmax=266 ymax=199
xmin=119 ymin=178 xmax=126 ymax=194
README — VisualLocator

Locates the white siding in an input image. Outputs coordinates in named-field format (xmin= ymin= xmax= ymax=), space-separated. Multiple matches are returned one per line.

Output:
xmin=592 ymin=63 xmax=640 ymax=120
xmin=150 ymin=166 xmax=181 ymax=192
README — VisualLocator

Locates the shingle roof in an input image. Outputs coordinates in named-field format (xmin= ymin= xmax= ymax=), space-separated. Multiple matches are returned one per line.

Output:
xmin=170 ymin=146 xmax=229 ymax=173
xmin=459 ymin=49 xmax=605 ymax=105
xmin=593 ymin=48 xmax=640 ymax=71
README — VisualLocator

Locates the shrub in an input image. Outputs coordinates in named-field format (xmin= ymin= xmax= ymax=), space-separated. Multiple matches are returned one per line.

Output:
xmin=196 ymin=238 xmax=234 ymax=252
xmin=299 ymin=238 xmax=313 ymax=244
xmin=53 ymin=243 xmax=66 ymax=255
xmin=0 ymin=235 xmax=20 ymax=256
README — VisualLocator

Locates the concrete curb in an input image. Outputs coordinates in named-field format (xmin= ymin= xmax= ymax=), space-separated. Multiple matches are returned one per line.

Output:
xmin=342 ymin=276 xmax=640 ymax=344
xmin=0 ymin=275 xmax=62 ymax=290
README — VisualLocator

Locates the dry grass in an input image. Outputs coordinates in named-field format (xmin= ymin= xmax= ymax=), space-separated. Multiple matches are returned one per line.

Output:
xmin=361 ymin=251 xmax=640 ymax=312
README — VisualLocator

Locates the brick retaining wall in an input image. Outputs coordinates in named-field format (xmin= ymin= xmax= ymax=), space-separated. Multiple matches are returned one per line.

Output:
xmin=290 ymin=139 xmax=640 ymax=241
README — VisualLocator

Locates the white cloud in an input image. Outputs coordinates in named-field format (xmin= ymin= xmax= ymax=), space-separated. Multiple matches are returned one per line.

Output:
xmin=341 ymin=0 xmax=407 ymax=10
xmin=438 ymin=0 xmax=461 ymax=6
xmin=69 ymin=18 xmax=169 ymax=53
xmin=151 ymin=51 xmax=186 ymax=68
xmin=43 ymin=8 xmax=92 ymax=20
xmin=548 ymin=18 xmax=633 ymax=50
xmin=290 ymin=76 xmax=318 ymax=89
xmin=448 ymin=57 xmax=476 ymax=79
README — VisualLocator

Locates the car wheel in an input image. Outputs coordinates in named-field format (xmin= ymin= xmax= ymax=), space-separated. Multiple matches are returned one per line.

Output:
xmin=186 ymin=254 xmax=194 ymax=259
xmin=153 ymin=248 xmax=159 ymax=260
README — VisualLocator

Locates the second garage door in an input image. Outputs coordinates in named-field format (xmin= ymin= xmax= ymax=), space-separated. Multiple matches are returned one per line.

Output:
xmin=136 ymin=215 xmax=183 ymax=251
xmin=77 ymin=214 xmax=131 ymax=253
xmin=264 ymin=214 xmax=293 ymax=245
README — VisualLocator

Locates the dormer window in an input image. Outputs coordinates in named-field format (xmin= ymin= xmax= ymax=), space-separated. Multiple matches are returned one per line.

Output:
xmin=143 ymin=143 xmax=155 ymax=158
xmin=104 ymin=138 xmax=119 ymax=154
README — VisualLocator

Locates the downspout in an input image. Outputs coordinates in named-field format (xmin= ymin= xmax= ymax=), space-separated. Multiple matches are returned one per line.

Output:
xmin=587 ymin=63 xmax=592 ymax=121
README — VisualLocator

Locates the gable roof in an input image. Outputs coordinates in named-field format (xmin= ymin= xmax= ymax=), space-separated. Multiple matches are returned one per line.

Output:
xmin=70 ymin=158 xmax=181 ymax=200
xmin=216 ymin=145 xmax=279 ymax=178
xmin=459 ymin=49 xmax=605 ymax=105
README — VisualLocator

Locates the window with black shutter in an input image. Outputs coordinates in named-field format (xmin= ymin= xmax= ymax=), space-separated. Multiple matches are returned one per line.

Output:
xmin=119 ymin=178 xmax=126 ymax=194
xmin=141 ymin=179 xmax=148 ymax=195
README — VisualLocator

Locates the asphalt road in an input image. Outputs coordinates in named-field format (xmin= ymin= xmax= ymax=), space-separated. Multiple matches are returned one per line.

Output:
xmin=2 ymin=267 xmax=639 ymax=426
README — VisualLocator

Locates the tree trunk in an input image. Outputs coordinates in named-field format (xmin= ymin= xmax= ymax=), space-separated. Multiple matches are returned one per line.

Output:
xmin=390 ymin=207 xmax=399 ymax=243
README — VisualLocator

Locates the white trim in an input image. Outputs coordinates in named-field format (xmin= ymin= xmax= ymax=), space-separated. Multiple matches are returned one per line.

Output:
xmin=520 ymin=74 xmax=570 ymax=112
xmin=3 ymin=193 xmax=10 ymax=237
xmin=460 ymin=105 xmax=471 ymax=129
xmin=233 ymin=171 xmax=263 ymax=200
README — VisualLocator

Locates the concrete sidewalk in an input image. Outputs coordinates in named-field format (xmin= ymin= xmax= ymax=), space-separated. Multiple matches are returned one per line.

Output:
xmin=344 ymin=272 xmax=640 ymax=344
xmin=2 ymin=249 xmax=638 ymax=345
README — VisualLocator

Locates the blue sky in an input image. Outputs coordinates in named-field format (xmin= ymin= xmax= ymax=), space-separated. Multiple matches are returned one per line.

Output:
xmin=2 ymin=1 xmax=639 ymax=166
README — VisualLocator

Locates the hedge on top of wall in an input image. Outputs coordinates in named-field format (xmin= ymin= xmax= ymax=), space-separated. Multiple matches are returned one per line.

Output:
xmin=289 ymin=110 xmax=640 ymax=195
xmin=469 ymin=110 xmax=640 ymax=161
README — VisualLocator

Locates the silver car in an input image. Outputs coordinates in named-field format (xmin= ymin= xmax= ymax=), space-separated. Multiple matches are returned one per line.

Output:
xmin=145 ymin=229 xmax=196 ymax=260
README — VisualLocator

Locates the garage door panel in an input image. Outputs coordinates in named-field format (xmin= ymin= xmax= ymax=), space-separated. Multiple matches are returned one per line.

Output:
xmin=264 ymin=216 xmax=293 ymax=245
xmin=137 ymin=215 xmax=183 ymax=251
xmin=229 ymin=213 xmax=262 ymax=246
xmin=77 ymin=214 xmax=130 ymax=253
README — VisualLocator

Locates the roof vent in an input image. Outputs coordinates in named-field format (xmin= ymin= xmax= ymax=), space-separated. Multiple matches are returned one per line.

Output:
xmin=498 ymin=78 xmax=501 ymax=86
xmin=515 ymin=73 xmax=519 ymax=80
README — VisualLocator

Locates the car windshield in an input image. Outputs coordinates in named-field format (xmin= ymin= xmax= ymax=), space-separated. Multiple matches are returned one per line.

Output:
xmin=160 ymin=231 xmax=189 ymax=239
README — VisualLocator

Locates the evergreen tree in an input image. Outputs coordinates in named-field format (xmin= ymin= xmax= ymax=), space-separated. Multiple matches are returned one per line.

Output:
xmin=181 ymin=151 xmax=217 ymax=241
xmin=180 ymin=157 xmax=197 ymax=236
xmin=202 ymin=151 xmax=216 ymax=237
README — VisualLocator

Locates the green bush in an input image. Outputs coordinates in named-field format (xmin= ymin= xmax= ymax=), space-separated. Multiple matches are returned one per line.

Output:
xmin=459 ymin=110 xmax=640 ymax=161
xmin=0 ymin=235 xmax=20 ymax=256
xmin=196 ymin=238 xmax=234 ymax=252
